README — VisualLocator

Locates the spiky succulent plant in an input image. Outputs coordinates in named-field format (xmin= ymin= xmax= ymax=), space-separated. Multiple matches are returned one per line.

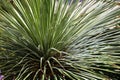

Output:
xmin=0 ymin=0 xmax=120 ymax=80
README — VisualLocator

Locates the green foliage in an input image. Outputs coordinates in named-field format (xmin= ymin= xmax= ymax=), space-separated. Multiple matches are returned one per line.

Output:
xmin=0 ymin=0 xmax=120 ymax=80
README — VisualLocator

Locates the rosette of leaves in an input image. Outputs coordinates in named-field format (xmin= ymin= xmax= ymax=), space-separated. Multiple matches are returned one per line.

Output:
xmin=0 ymin=0 xmax=120 ymax=80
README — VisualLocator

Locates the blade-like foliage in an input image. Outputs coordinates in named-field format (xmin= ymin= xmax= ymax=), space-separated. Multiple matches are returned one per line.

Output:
xmin=0 ymin=0 xmax=120 ymax=80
